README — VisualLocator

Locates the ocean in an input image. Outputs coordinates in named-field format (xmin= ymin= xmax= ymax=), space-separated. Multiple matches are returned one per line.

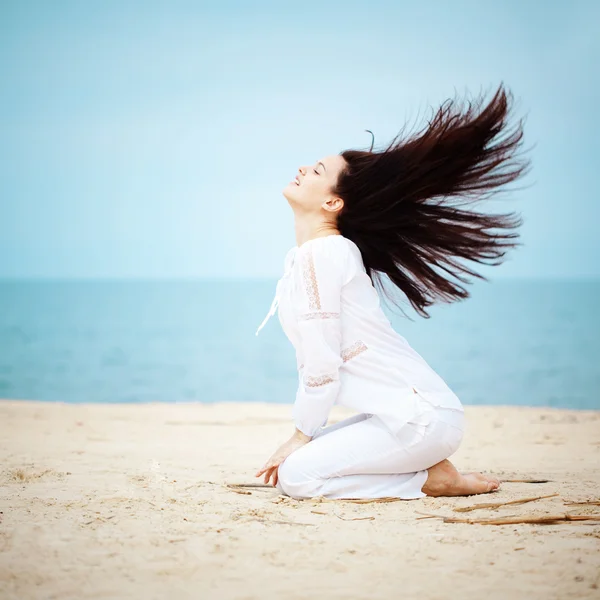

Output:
xmin=0 ymin=279 xmax=598 ymax=409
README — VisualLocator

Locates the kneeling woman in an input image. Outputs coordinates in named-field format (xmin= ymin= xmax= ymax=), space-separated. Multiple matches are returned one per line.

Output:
xmin=255 ymin=84 xmax=530 ymax=500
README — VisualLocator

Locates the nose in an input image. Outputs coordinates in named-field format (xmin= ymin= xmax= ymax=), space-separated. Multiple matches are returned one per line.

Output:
xmin=298 ymin=166 xmax=306 ymax=175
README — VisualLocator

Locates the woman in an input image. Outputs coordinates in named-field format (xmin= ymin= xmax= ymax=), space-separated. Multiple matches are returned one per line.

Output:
xmin=255 ymin=83 xmax=530 ymax=500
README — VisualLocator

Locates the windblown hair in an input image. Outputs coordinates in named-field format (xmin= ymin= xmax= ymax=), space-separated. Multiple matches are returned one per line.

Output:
xmin=333 ymin=82 xmax=532 ymax=318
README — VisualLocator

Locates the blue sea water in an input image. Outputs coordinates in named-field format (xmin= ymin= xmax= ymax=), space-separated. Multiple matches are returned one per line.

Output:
xmin=0 ymin=279 xmax=598 ymax=409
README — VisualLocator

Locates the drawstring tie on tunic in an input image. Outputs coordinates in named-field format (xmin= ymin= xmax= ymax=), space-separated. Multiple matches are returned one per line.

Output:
xmin=255 ymin=248 xmax=297 ymax=336
xmin=255 ymin=294 xmax=280 ymax=336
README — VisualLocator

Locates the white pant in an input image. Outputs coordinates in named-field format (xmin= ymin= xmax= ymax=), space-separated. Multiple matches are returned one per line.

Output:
xmin=275 ymin=397 xmax=465 ymax=500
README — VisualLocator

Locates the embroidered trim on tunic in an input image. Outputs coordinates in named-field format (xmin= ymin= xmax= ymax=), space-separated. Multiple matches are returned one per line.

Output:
xmin=302 ymin=248 xmax=321 ymax=311
xmin=304 ymin=374 xmax=335 ymax=387
xmin=297 ymin=340 xmax=368 ymax=372
xmin=342 ymin=340 xmax=368 ymax=362
xmin=298 ymin=311 xmax=340 ymax=321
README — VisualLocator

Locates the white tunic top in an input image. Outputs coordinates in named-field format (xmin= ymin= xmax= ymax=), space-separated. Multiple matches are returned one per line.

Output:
xmin=255 ymin=234 xmax=464 ymax=437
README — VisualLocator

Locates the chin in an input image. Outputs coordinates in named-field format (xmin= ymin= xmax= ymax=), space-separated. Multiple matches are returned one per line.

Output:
xmin=282 ymin=182 xmax=299 ymax=201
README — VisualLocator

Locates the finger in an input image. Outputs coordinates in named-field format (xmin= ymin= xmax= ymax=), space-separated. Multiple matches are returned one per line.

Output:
xmin=272 ymin=465 xmax=280 ymax=486
xmin=256 ymin=463 xmax=272 ymax=477
xmin=265 ymin=466 xmax=276 ymax=486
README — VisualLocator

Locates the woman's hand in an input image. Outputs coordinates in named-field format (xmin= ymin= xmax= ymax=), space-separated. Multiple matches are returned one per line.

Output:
xmin=255 ymin=429 xmax=312 ymax=486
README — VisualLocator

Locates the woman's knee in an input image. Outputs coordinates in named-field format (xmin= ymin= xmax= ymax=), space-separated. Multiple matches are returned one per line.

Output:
xmin=276 ymin=453 xmax=323 ymax=499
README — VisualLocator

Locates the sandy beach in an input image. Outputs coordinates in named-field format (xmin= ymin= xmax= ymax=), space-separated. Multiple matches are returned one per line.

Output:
xmin=1 ymin=400 xmax=599 ymax=600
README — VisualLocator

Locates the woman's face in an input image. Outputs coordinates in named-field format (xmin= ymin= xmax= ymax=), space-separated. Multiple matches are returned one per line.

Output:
xmin=283 ymin=154 xmax=347 ymax=213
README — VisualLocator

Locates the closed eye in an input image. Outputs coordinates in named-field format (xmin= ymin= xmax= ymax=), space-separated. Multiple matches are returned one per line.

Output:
xmin=313 ymin=169 xmax=319 ymax=175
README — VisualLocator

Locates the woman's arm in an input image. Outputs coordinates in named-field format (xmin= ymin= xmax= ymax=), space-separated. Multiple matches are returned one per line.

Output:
xmin=292 ymin=241 xmax=347 ymax=436
xmin=255 ymin=240 xmax=350 ymax=486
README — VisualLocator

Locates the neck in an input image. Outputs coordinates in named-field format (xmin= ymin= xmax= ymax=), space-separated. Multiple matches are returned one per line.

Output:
xmin=294 ymin=216 xmax=340 ymax=248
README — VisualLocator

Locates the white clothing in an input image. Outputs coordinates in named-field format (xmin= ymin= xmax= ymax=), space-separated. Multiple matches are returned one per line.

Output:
xmin=255 ymin=234 xmax=464 ymax=438
xmin=275 ymin=393 xmax=466 ymax=500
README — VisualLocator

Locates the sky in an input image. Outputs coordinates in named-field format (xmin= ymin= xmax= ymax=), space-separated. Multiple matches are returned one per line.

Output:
xmin=0 ymin=0 xmax=598 ymax=280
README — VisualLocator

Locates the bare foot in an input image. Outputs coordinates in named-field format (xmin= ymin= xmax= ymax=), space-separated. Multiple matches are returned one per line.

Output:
xmin=421 ymin=459 xmax=501 ymax=497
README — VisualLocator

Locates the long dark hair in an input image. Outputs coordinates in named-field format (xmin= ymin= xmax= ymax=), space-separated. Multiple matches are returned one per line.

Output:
xmin=333 ymin=82 xmax=532 ymax=318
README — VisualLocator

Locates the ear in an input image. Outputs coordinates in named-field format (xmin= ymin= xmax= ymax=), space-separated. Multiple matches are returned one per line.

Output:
xmin=323 ymin=195 xmax=344 ymax=213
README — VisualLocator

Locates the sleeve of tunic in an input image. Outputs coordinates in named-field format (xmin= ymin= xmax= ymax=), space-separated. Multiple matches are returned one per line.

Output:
xmin=292 ymin=240 xmax=349 ymax=437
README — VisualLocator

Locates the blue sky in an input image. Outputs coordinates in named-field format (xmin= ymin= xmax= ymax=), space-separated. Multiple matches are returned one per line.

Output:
xmin=1 ymin=0 xmax=598 ymax=279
